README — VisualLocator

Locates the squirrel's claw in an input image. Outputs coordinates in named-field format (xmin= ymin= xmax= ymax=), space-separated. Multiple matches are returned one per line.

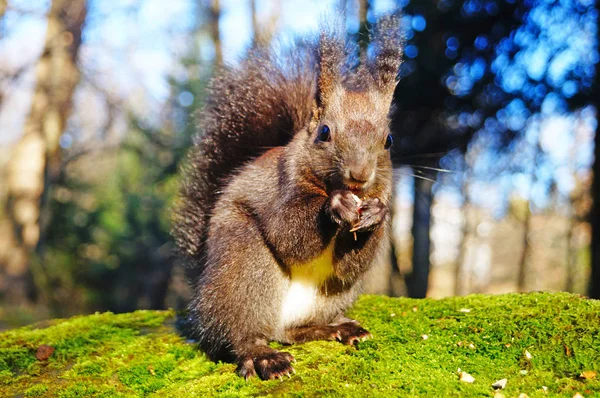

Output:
xmin=238 ymin=350 xmax=294 ymax=381
xmin=332 ymin=321 xmax=372 ymax=346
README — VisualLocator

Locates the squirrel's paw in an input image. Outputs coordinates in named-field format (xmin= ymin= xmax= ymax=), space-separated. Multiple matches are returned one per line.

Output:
xmin=350 ymin=197 xmax=387 ymax=233
xmin=238 ymin=351 xmax=295 ymax=381
xmin=335 ymin=322 xmax=372 ymax=346
xmin=327 ymin=190 xmax=360 ymax=228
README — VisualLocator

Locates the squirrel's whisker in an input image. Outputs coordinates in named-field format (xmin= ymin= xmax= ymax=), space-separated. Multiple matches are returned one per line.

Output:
xmin=400 ymin=172 xmax=439 ymax=184
xmin=410 ymin=165 xmax=453 ymax=173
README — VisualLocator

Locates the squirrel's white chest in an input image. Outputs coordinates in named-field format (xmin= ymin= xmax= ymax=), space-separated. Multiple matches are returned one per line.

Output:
xmin=280 ymin=244 xmax=335 ymax=327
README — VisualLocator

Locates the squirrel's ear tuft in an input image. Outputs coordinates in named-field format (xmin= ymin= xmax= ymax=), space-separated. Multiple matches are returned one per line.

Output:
xmin=317 ymin=31 xmax=345 ymax=108
xmin=368 ymin=15 xmax=404 ymax=101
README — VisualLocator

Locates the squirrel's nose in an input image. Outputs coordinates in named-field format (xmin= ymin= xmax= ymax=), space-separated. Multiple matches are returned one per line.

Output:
xmin=349 ymin=166 xmax=373 ymax=185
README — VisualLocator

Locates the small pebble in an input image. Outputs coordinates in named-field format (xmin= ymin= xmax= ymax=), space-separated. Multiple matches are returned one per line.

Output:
xmin=492 ymin=378 xmax=507 ymax=390
xmin=519 ymin=370 xmax=528 ymax=375
xmin=421 ymin=334 xmax=428 ymax=340
xmin=525 ymin=350 xmax=533 ymax=360
xmin=459 ymin=371 xmax=475 ymax=383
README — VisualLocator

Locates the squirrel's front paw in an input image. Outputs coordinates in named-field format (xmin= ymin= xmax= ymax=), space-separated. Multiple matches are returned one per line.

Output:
xmin=327 ymin=190 xmax=360 ymax=228
xmin=350 ymin=197 xmax=387 ymax=232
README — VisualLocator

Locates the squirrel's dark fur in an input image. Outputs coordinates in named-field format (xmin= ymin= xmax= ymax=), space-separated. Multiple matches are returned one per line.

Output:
xmin=173 ymin=17 xmax=403 ymax=380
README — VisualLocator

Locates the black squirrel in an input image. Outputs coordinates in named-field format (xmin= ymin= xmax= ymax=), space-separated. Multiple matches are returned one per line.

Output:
xmin=173 ymin=17 xmax=403 ymax=380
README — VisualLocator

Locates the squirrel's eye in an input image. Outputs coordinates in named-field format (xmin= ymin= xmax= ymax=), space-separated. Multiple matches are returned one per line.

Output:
xmin=384 ymin=134 xmax=393 ymax=150
xmin=317 ymin=125 xmax=331 ymax=142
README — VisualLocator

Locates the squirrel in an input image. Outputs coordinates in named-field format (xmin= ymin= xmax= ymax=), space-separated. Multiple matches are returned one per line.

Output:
xmin=173 ymin=16 xmax=403 ymax=380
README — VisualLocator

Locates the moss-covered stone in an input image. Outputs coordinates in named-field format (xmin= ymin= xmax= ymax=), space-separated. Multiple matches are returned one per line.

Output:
xmin=1 ymin=293 xmax=598 ymax=397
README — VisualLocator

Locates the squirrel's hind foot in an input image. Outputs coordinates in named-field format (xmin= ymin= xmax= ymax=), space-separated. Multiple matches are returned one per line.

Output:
xmin=284 ymin=321 xmax=372 ymax=346
xmin=237 ymin=348 xmax=295 ymax=381
xmin=335 ymin=322 xmax=372 ymax=345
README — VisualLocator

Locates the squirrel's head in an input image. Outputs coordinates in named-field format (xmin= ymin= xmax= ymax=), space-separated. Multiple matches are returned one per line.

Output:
xmin=308 ymin=89 xmax=394 ymax=196
xmin=303 ymin=16 xmax=402 ymax=197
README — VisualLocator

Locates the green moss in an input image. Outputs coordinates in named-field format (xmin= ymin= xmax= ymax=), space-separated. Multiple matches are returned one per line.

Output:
xmin=23 ymin=384 xmax=48 ymax=397
xmin=1 ymin=293 xmax=599 ymax=397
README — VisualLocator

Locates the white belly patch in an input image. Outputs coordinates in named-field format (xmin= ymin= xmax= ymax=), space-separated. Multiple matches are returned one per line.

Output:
xmin=280 ymin=244 xmax=335 ymax=327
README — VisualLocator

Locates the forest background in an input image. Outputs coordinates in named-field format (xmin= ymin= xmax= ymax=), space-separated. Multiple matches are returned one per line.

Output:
xmin=0 ymin=0 xmax=598 ymax=330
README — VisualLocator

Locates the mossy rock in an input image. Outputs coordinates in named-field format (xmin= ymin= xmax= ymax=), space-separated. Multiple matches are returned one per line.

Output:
xmin=1 ymin=292 xmax=599 ymax=397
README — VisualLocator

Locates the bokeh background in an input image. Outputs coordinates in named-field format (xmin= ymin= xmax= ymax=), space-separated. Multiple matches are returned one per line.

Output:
xmin=1 ymin=0 xmax=598 ymax=330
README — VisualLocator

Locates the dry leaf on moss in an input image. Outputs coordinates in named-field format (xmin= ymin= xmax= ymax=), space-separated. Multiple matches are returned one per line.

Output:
xmin=35 ymin=344 xmax=55 ymax=361
xmin=580 ymin=371 xmax=596 ymax=380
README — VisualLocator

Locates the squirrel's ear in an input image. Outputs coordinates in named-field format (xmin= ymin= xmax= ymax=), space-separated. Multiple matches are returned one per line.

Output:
xmin=368 ymin=15 xmax=404 ymax=102
xmin=317 ymin=32 xmax=345 ymax=108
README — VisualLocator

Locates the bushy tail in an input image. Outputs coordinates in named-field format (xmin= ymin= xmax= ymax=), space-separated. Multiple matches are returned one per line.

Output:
xmin=172 ymin=45 xmax=320 ymax=276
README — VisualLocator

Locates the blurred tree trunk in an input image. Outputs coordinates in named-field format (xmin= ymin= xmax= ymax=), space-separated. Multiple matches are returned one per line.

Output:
xmin=406 ymin=176 xmax=434 ymax=298
xmin=388 ymin=218 xmax=401 ymax=295
xmin=250 ymin=0 xmax=257 ymax=45
xmin=455 ymin=176 xmax=471 ymax=296
xmin=565 ymin=206 xmax=576 ymax=292
xmin=250 ymin=0 xmax=280 ymax=47
xmin=591 ymin=19 xmax=600 ymax=298
xmin=517 ymin=137 xmax=541 ymax=292
xmin=209 ymin=0 xmax=222 ymax=66
xmin=0 ymin=0 xmax=7 ymax=39
xmin=388 ymin=184 xmax=408 ymax=297
xmin=357 ymin=0 xmax=369 ymax=57
xmin=590 ymin=111 xmax=600 ymax=298
xmin=1 ymin=0 xmax=86 ymax=305
xmin=516 ymin=202 xmax=532 ymax=291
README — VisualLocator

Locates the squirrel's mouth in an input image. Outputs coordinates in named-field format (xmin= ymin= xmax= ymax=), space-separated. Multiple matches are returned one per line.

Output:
xmin=346 ymin=184 xmax=366 ymax=195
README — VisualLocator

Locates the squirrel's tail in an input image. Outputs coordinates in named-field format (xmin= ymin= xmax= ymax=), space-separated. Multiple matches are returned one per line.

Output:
xmin=172 ymin=44 xmax=319 ymax=277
